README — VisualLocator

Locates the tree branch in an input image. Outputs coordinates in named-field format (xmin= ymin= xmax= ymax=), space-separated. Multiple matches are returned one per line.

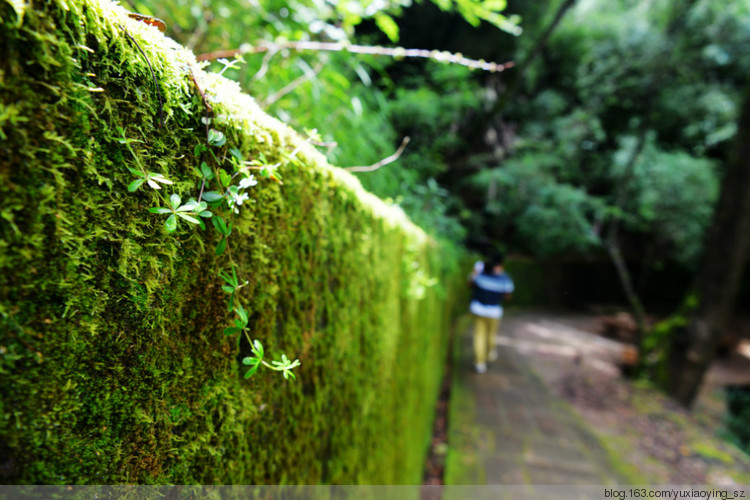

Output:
xmin=197 ymin=42 xmax=514 ymax=73
xmin=344 ymin=137 xmax=410 ymax=172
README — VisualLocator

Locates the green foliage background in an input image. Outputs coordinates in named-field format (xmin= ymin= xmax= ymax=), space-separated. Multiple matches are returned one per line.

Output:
xmin=0 ymin=0 xmax=466 ymax=483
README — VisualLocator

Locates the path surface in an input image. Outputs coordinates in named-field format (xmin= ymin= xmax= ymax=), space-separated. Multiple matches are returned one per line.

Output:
xmin=445 ymin=314 xmax=629 ymax=486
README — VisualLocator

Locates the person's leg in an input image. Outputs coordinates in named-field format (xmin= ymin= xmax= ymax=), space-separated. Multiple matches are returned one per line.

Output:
xmin=488 ymin=317 xmax=500 ymax=362
xmin=473 ymin=315 xmax=489 ymax=372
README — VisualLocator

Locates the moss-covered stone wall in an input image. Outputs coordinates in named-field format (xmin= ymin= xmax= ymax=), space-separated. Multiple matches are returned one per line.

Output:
xmin=0 ymin=0 xmax=464 ymax=484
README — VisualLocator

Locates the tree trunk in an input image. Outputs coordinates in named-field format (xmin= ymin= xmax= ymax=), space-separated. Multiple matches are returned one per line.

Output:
xmin=666 ymin=84 xmax=750 ymax=407
xmin=494 ymin=0 xmax=579 ymax=113
xmin=606 ymin=132 xmax=649 ymax=340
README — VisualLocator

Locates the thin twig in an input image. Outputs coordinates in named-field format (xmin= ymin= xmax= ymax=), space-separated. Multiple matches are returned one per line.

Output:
xmin=251 ymin=48 xmax=278 ymax=82
xmin=345 ymin=137 xmax=410 ymax=172
xmin=197 ymin=41 xmax=514 ymax=73
xmin=261 ymin=61 xmax=325 ymax=107
xmin=309 ymin=140 xmax=337 ymax=148
xmin=120 ymin=27 xmax=164 ymax=126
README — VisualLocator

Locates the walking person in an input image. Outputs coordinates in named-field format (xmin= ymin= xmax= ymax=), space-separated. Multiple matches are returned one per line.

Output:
xmin=469 ymin=253 xmax=514 ymax=373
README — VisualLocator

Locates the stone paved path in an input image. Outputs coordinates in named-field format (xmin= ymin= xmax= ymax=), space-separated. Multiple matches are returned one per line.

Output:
xmin=445 ymin=314 xmax=628 ymax=486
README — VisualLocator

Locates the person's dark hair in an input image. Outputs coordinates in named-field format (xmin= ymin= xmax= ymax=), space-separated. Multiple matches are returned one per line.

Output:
xmin=483 ymin=252 xmax=505 ymax=273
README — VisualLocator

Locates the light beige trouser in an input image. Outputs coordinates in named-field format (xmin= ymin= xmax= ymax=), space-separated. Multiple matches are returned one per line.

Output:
xmin=473 ymin=314 xmax=501 ymax=365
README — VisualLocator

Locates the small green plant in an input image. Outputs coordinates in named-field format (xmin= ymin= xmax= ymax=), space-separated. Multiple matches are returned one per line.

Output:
xmin=149 ymin=195 xmax=212 ymax=233
xmin=225 ymin=304 xmax=301 ymax=380
xmin=118 ymin=123 xmax=301 ymax=382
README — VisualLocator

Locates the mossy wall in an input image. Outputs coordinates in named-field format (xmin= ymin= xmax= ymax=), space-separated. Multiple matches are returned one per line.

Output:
xmin=0 ymin=0 xmax=465 ymax=484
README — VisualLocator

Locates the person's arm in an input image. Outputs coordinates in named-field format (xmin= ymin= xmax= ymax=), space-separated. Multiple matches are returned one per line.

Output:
xmin=468 ymin=261 xmax=482 ymax=287
xmin=504 ymin=277 xmax=514 ymax=301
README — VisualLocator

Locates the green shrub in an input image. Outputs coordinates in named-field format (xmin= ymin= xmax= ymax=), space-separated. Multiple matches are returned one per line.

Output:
xmin=725 ymin=385 xmax=750 ymax=456
xmin=0 ymin=0 xmax=465 ymax=484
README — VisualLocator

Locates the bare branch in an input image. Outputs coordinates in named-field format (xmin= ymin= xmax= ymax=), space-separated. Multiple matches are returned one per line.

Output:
xmin=197 ymin=41 xmax=514 ymax=73
xmin=261 ymin=61 xmax=325 ymax=107
xmin=251 ymin=48 xmax=278 ymax=82
xmin=345 ymin=137 xmax=410 ymax=173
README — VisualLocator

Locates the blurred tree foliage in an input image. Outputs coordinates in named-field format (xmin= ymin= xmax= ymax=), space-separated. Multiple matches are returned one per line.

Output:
xmin=468 ymin=0 xmax=747 ymax=267
xmin=126 ymin=0 xmax=518 ymax=242
xmin=127 ymin=0 xmax=750 ymax=272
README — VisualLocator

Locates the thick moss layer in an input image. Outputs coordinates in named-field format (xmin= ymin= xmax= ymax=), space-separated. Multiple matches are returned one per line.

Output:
xmin=0 ymin=0 xmax=464 ymax=484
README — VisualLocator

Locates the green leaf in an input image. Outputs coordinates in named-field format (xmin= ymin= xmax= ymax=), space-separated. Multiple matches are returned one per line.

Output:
xmin=213 ymin=216 xmax=229 ymax=236
xmin=203 ymin=191 xmax=223 ymax=202
xmin=150 ymin=175 xmax=173 ymax=185
xmin=219 ymin=170 xmax=231 ymax=188
xmin=149 ymin=207 xmax=171 ymax=214
xmin=199 ymin=211 xmax=213 ymax=218
xmin=177 ymin=213 xmax=200 ymax=224
xmin=375 ymin=13 xmax=400 ymax=42
xmin=200 ymin=162 xmax=214 ymax=179
xmin=128 ymin=179 xmax=145 ymax=192
xmin=234 ymin=318 xmax=243 ymax=328
xmin=215 ymin=237 xmax=227 ymax=255
xmin=223 ymin=327 xmax=240 ymax=336
xmin=229 ymin=148 xmax=243 ymax=162
xmin=208 ymin=129 xmax=226 ymax=147
xmin=165 ymin=213 xmax=177 ymax=233
xmin=170 ymin=194 xmax=181 ymax=209
xmin=242 ymin=357 xmax=260 ymax=366
xmin=253 ymin=340 xmax=264 ymax=358
xmin=221 ymin=285 xmax=235 ymax=294
xmin=244 ymin=363 xmax=260 ymax=379
xmin=236 ymin=305 xmax=248 ymax=325
xmin=127 ymin=167 xmax=143 ymax=177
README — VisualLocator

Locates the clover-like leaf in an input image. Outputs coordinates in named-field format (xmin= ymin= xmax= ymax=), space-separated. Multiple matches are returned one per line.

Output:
xmin=200 ymin=162 xmax=214 ymax=180
xmin=208 ymin=129 xmax=226 ymax=147
xmin=149 ymin=207 xmax=172 ymax=214
xmin=219 ymin=170 xmax=231 ymax=188
xmin=169 ymin=194 xmax=181 ymax=209
xmin=165 ymin=213 xmax=178 ymax=233
xmin=223 ymin=327 xmax=240 ymax=336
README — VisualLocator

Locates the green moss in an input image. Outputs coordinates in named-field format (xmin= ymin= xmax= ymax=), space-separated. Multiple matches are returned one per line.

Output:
xmin=691 ymin=440 xmax=735 ymax=465
xmin=0 ymin=0 xmax=465 ymax=484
